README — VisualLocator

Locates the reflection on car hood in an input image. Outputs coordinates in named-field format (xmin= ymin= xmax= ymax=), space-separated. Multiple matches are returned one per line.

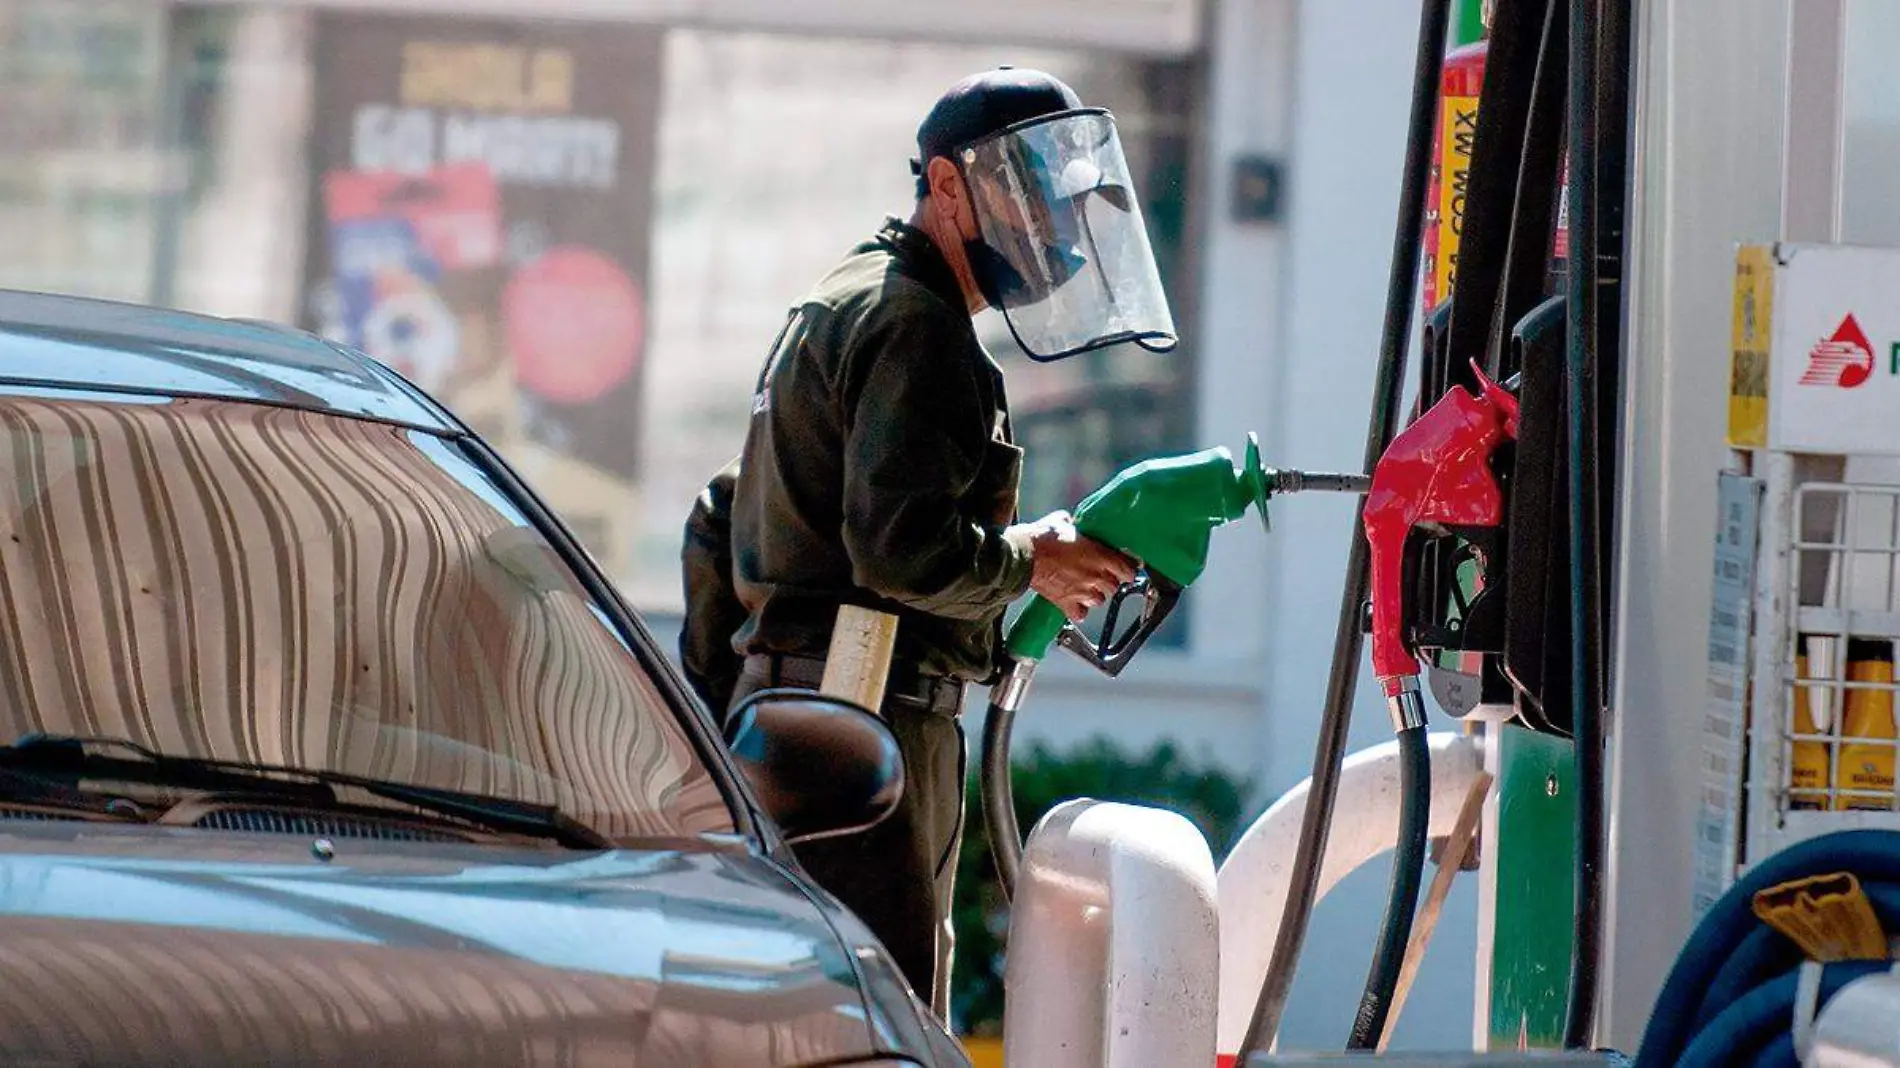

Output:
xmin=0 ymin=824 xmax=894 ymax=1067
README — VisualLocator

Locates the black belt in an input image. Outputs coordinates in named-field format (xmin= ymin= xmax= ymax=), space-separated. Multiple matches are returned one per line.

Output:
xmin=742 ymin=653 xmax=966 ymax=714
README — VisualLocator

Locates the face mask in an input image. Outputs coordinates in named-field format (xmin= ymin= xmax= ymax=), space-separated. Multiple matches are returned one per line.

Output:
xmin=963 ymin=228 xmax=1086 ymax=308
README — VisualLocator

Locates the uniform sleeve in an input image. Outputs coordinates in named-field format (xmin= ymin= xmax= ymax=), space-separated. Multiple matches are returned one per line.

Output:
xmin=839 ymin=296 xmax=1036 ymax=620
xmin=679 ymin=457 xmax=746 ymax=716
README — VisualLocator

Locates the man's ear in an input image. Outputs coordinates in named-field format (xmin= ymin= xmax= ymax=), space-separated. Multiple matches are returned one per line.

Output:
xmin=927 ymin=156 xmax=976 ymax=240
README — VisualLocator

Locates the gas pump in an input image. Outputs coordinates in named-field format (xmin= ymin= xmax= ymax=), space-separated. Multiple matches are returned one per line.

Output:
xmin=969 ymin=1 xmax=1900 ymax=1064
xmin=1230 ymin=0 xmax=1625 ymax=1057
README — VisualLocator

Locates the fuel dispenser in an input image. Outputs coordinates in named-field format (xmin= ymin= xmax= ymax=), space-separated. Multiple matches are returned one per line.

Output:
xmin=1232 ymin=0 xmax=1629 ymax=1056
xmin=967 ymin=0 xmax=1861 ymax=1060
xmin=988 ymin=0 xmax=1900 ymax=1062
xmin=980 ymin=0 xmax=1621 ymax=1043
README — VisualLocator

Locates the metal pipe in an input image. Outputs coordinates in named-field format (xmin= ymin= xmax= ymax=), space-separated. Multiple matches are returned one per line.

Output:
xmin=1232 ymin=0 xmax=1452 ymax=1056
xmin=1269 ymin=470 xmax=1373 ymax=495
xmin=1807 ymin=971 xmax=1900 ymax=1067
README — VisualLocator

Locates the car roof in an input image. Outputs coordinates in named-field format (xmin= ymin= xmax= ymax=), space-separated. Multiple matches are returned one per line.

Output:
xmin=0 ymin=288 xmax=460 ymax=433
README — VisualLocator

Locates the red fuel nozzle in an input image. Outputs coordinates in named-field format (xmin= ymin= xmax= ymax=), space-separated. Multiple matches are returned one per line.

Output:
xmin=1364 ymin=361 xmax=1520 ymax=709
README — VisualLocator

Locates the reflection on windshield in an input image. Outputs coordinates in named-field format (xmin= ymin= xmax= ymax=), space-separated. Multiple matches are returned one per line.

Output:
xmin=0 ymin=392 xmax=732 ymax=841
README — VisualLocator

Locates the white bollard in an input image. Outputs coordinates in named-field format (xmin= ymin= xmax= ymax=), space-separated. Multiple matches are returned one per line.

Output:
xmin=1002 ymin=798 xmax=1220 ymax=1068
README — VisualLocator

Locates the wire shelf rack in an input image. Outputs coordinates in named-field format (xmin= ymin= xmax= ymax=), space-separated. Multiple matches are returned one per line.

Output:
xmin=1771 ymin=480 xmax=1900 ymax=817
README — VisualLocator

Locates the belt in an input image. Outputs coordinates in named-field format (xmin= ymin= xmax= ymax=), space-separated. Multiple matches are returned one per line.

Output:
xmin=741 ymin=653 xmax=966 ymax=714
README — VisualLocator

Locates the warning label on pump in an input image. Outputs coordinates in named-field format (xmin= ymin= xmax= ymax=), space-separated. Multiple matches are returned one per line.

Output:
xmin=1694 ymin=471 xmax=1762 ymax=918
xmin=1728 ymin=245 xmax=1773 ymax=447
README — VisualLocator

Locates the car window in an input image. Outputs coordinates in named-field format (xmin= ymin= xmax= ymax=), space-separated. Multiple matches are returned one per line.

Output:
xmin=0 ymin=391 xmax=735 ymax=841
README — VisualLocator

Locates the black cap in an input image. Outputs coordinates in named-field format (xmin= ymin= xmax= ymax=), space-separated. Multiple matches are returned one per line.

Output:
xmin=912 ymin=67 xmax=1083 ymax=180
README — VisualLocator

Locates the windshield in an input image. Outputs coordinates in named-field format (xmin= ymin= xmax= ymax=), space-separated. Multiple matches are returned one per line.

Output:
xmin=0 ymin=390 xmax=734 ymax=842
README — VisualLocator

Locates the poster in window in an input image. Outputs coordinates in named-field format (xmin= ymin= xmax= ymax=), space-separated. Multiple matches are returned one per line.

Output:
xmin=300 ymin=14 xmax=664 ymax=585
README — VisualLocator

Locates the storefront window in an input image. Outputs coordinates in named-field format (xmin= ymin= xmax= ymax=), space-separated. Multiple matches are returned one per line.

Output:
xmin=0 ymin=1 xmax=170 ymax=302
xmin=634 ymin=32 xmax=1202 ymax=654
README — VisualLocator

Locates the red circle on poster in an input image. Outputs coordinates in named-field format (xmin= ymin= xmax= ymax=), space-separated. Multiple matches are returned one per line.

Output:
xmin=502 ymin=246 xmax=644 ymax=404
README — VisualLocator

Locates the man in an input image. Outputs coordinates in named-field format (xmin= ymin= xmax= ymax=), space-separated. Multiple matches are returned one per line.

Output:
xmin=679 ymin=67 xmax=1179 ymax=1016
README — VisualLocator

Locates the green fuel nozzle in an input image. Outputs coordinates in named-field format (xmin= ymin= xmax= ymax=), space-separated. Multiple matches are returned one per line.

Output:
xmin=982 ymin=433 xmax=1369 ymax=901
xmin=1001 ymin=433 xmax=1369 ymax=674
xmin=980 ymin=433 xmax=1368 ymax=899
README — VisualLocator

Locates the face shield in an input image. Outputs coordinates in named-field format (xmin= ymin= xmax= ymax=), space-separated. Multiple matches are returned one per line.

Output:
xmin=958 ymin=109 xmax=1178 ymax=362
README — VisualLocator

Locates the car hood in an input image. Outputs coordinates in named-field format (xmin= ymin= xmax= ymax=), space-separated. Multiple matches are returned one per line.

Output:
xmin=0 ymin=823 xmax=919 ymax=1067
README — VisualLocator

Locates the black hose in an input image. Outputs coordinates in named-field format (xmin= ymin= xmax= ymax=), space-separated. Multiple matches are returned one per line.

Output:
xmin=1562 ymin=0 xmax=1606 ymax=1048
xmin=1230 ymin=0 xmax=1450 ymax=1058
xmin=1347 ymin=723 xmax=1432 ymax=1048
xmin=981 ymin=699 xmax=1023 ymax=901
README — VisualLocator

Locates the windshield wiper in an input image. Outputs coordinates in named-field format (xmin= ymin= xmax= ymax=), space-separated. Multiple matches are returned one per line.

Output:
xmin=0 ymin=734 xmax=614 ymax=851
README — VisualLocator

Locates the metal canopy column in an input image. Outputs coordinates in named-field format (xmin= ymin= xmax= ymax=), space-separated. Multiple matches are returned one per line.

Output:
xmin=1596 ymin=0 xmax=1820 ymax=1052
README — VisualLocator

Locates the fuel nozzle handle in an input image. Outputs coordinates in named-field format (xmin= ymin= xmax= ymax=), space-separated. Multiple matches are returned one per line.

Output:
xmin=1003 ymin=437 xmax=1270 ymax=669
xmin=1004 ymin=439 xmax=1375 ymax=673
xmin=1364 ymin=361 xmax=1520 ymax=717
xmin=985 ymin=437 xmax=1372 ymax=904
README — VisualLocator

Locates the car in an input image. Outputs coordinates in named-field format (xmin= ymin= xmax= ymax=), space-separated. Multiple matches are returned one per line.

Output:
xmin=0 ymin=287 xmax=970 ymax=1068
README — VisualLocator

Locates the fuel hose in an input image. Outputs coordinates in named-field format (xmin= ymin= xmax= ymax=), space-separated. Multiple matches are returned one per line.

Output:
xmin=1561 ymin=0 xmax=1610 ymax=1046
xmin=979 ymin=466 xmax=1369 ymax=906
xmin=1233 ymin=0 xmax=1451 ymax=1056
xmin=1674 ymin=963 xmax=1884 ymax=1068
xmin=981 ymin=695 xmax=1023 ymax=900
xmin=1346 ymin=720 xmax=1432 ymax=1048
xmin=982 ymin=661 xmax=1036 ymax=902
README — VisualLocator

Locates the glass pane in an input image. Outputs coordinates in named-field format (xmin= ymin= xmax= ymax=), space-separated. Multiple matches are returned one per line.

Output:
xmin=0 ymin=389 xmax=734 ymax=841
xmin=294 ymin=12 xmax=667 ymax=598
xmin=0 ymin=1 xmax=169 ymax=302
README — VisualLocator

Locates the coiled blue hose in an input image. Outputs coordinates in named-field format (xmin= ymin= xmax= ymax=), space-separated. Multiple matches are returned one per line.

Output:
xmin=1635 ymin=829 xmax=1900 ymax=1066
xmin=1751 ymin=1032 xmax=1796 ymax=1068
xmin=1688 ymin=926 xmax=1794 ymax=1033
xmin=1674 ymin=962 xmax=1884 ymax=1067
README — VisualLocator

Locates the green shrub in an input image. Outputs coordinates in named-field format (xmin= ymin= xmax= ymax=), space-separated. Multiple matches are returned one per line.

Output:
xmin=948 ymin=735 xmax=1254 ymax=1036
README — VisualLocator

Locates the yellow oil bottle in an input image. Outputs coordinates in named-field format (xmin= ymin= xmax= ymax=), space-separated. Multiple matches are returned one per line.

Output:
xmin=1835 ymin=638 xmax=1896 ymax=812
xmin=1791 ymin=638 xmax=1830 ymax=810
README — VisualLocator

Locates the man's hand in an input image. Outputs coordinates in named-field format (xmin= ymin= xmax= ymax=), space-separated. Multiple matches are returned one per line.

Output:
xmin=1017 ymin=511 xmax=1140 ymax=622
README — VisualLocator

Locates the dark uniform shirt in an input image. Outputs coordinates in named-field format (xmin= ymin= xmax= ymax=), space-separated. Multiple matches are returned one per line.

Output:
xmin=721 ymin=217 xmax=1035 ymax=684
xmin=678 ymin=456 xmax=744 ymax=714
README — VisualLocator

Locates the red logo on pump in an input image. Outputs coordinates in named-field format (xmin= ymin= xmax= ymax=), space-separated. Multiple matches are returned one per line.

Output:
xmin=1800 ymin=314 xmax=1876 ymax=388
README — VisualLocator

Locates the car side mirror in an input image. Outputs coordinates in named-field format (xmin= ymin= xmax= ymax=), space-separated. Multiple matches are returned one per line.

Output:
xmin=724 ymin=689 xmax=903 ymax=845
